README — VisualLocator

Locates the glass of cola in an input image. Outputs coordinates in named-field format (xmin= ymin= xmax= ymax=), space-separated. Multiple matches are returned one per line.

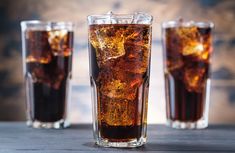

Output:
xmin=88 ymin=12 xmax=153 ymax=147
xmin=21 ymin=21 xmax=74 ymax=129
xmin=162 ymin=19 xmax=214 ymax=129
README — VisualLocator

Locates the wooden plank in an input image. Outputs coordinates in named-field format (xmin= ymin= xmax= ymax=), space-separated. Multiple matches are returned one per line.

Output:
xmin=1 ymin=150 xmax=233 ymax=153
xmin=0 ymin=123 xmax=234 ymax=153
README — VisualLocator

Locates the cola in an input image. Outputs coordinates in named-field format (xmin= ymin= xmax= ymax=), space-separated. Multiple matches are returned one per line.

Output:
xmin=89 ymin=24 xmax=151 ymax=142
xmin=162 ymin=21 xmax=213 ymax=128
xmin=23 ymin=28 xmax=73 ymax=125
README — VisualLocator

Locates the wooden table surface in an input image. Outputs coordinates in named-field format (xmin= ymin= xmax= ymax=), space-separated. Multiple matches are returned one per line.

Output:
xmin=0 ymin=123 xmax=234 ymax=153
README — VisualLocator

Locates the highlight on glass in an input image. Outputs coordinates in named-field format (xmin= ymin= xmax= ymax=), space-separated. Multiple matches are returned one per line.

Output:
xmin=21 ymin=21 xmax=74 ymax=129
xmin=162 ymin=19 xmax=214 ymax=129
xmin=88 ymin=12 xmax=153 ymax=147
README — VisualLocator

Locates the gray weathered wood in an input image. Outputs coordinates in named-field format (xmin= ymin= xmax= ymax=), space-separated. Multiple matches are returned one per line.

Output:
xmin=0 ymin=123 xmax=234 ymax=153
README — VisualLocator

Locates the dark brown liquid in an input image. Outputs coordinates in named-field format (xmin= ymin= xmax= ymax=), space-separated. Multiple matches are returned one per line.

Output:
xmin=164 ymin=27 xmax=212 ymax=122
xmin=89 ymin=24 xmax=151 ymax=141
xmin=100 ymin=123 xmax=142 ymax=141
xmin=165 ymin=74 xmax=206 ymax=121
xmin=25 ymin=30 xmax=73 ymax=122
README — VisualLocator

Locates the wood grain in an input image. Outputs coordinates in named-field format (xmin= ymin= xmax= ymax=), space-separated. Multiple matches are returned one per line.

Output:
xmin=0 ymin=123 xmax=234 ymax=153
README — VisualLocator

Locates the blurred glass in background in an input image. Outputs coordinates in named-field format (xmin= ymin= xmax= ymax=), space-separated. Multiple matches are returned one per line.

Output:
xmin=0 ymin=0 xmax=234 ymax=124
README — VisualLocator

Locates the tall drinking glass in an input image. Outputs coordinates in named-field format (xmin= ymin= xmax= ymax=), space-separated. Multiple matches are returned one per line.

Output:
xmin=88 ymin=12 xmax=152 ymax=147
xmin=21 ymin=21 xmax=74 ymax=129
xmin=162 ymin=20 xmax=214 ymax=129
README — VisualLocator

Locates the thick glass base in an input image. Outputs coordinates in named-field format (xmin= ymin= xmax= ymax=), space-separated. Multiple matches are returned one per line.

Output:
xmin=166 ymin=119 xmax=208 ymax=129
xmin=27 ymin=119 xmax=70 ymax=129
xmin=96 ymin=137 xmax=146 ymax=148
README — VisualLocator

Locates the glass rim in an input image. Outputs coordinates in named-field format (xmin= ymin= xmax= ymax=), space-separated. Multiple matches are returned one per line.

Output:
xmin=87 ymin=12 xmax=153 ymax=25
xmin=162 ymin=20 xmax=214 ymax=28
xmin=20 ymin=20 xmax=74 ymax=27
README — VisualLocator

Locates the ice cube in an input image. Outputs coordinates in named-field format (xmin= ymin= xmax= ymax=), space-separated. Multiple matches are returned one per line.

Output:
xmin=48 ymin=30 xmax=71 ymax=56
xmin=30 ymin=65 xmax=49 ymax=84
xmin=175 ymin=26 xmax=198 ymax=53
xmin=181 ymin=40 xmax=211 ymax=62
xmin=29 ymin=62 xmax=65 ymax=90
xmin=165 ymin=28 xmax=184 ymax=72
xmin=116 ymin=56 xmax=149 ymax=74
xmin=182 ymin=41 xmax=204 ymax=56
xmin=121 ymin=26 xmax=151 ymax=74
xmin=89 ymin=26 xmax=126 ymax=67
xmin=199 ymin=38 xmax=212 ymax=61
xmin=183 ymin=67 xmax=206 ymax=92
xmin=26 ymin=55 xmax=51 ymax=64
xmin=101 ymin=96 xmax=135 ymax=126
xmin=175 ymin=26 xmax=198 ymax=40
xmin=132 ymin=12 xmax=152 ymax=24
xmin=107 ymin=11 xmax=119 ymax=24
xmin=26 ymin=30 xmax=52 ymax=64
xmin=100 ymin=79 xmax=137 ymax=101
xmin=175 ymin=26 xmax=211 ymax=61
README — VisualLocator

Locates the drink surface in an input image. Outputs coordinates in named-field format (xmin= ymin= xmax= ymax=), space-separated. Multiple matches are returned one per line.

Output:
xmin=89 ymin=24 xmax=151 ymax=141
xmin=25 ymin=30 xmax=73 ymax=122
xmin=163 ymin=26 xmax=212 ymax=122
